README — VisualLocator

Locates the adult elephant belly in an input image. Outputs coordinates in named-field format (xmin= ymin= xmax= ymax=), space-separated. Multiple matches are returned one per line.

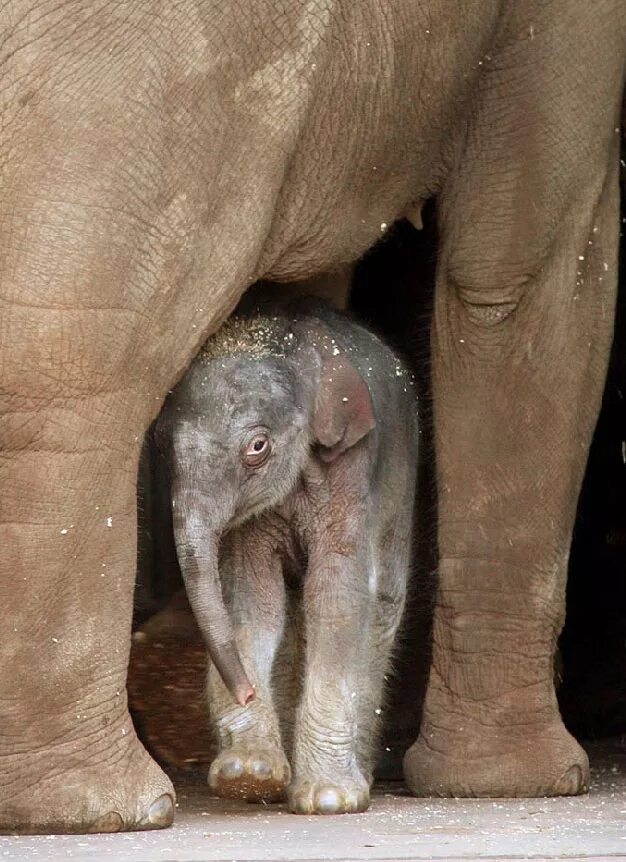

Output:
xmin=255 ymin=3 xmax=496 ymax=283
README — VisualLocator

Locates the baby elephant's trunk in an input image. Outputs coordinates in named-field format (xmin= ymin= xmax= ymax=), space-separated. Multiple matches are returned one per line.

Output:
xmin=172 ymin=504 xmax=254 ymax=707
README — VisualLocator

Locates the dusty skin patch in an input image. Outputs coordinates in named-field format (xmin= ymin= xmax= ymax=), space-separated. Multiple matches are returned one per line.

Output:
xmin=233 ymin=0 xmax=333 ymax=136
xmin=199 ymin=315 xmax=291 ymax=360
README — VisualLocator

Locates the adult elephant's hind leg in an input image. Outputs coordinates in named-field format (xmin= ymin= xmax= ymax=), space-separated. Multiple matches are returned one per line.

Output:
xmin=404 ymin=7 xmax=623 ymax=798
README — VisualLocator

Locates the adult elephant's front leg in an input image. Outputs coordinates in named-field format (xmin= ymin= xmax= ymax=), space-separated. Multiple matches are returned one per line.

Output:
xmin=0 ymin=390 xmax=177 ymax=832
xmin=404 ymin=5 xmax=624 ymax=798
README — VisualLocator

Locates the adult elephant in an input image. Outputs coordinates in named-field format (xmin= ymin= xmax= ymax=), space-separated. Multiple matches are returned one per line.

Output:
xmin=0 ymin=0 xmax=624 ymax=834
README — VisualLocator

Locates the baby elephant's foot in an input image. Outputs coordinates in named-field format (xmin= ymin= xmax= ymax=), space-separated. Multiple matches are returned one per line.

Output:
xmin=209 ymin=745 xmax=291 ymax=802
xmin=288 ymin=772 xmax=370 ymax=815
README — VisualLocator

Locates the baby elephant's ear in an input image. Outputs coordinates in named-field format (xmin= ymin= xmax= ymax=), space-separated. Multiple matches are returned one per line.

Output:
xmin=313 ymin=359 xmax=375 ymax=461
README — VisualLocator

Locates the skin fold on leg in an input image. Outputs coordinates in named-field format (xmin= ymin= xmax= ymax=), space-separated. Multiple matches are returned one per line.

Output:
xmin=356 ymin=534 xmax=411 ymax=779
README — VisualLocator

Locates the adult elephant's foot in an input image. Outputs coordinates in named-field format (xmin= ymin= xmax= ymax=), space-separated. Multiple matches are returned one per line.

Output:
xmin=403 ymin=559 xmax=593 ymax=799
xmin=0 ymin=714 xmax=174 ymax=834
xmin=209 ymin=744 xmax=291 ymax=802
xmin=404 ymin=717 xmax=588 ymax=798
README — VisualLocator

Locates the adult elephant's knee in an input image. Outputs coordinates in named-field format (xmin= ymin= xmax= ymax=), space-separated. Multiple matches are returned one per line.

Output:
xmin=0 ymin=388 xmax=175 ymax=833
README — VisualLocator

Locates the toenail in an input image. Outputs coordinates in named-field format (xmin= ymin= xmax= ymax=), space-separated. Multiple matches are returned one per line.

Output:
xmin=294 ymin=798 xmax=311 ymax=814
xmin=87 ymin=811 xmax=124 ymax=833
xmin=315 ymin=787 xmax=341 ymax=814
xmin=249 ymin=760 xmax=272 ymax=779
xmin=553 ymin=764 xmax=586 ymax=796
xmin=219 ymin=758 xmax=244 ymax=779
xmin=146 ymin=794 xmax=174 ymax=828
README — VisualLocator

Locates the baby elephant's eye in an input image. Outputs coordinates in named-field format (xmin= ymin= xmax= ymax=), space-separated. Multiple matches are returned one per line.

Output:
xmin=242 ymin=432 xmax=272 ymax=467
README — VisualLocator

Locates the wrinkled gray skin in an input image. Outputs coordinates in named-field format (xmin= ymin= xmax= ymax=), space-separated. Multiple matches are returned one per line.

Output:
xmin=156 ymin=300 xmax=418 ymax=814
xmin=0 ymin=0 xmax=624 ymax=835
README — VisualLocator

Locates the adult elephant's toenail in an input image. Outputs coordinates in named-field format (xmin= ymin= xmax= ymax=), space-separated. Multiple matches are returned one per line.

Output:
xmin=219 ymin=758 xmax=244 ymax=780
xmin=249 ymin=759 xmax=272 ymax=780
xmin=552 ymin=764 xmax=587 ymax=796
xmin=144 ymin=793 xmax=174 ymax=828
xmin=87 ymin=811 xmax=124 ymax=833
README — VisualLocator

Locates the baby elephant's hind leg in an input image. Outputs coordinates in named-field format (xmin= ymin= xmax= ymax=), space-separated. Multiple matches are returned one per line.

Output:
xmin=356 ymin=554 xmax=408 ymax=782
xmin=207 ymin=520 xmax=291 ymax=802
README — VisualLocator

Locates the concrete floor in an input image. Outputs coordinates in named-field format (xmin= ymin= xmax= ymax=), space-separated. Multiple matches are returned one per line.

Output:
xmin=3 ymin=740 xmax=626 ymax=862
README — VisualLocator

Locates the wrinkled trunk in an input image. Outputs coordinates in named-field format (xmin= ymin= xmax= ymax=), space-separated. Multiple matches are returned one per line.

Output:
xmin=171 ymin=493 xmax=254 ymax=707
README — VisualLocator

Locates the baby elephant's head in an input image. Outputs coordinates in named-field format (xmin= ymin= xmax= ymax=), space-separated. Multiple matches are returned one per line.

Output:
xmin=164 ymin=344 xmax=313 ymax=531
xmin=155 ymin=311 xmax=375 ymax=705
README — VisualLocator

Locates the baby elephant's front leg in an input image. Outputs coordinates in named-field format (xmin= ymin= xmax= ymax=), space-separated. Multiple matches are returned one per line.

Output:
xmin=290 ymin=544 xmax=372 ymax=815
xmin=208 ymin=525 xmax=290 ymax=802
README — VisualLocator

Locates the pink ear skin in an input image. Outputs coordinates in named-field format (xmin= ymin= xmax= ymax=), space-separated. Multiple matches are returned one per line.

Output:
xmin=312 ymin=360 xmax=376 ymax=462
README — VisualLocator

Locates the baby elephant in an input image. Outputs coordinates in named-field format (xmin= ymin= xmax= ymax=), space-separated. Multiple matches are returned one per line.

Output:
xmin=156 ymin=298 xmax=418 ymax=814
